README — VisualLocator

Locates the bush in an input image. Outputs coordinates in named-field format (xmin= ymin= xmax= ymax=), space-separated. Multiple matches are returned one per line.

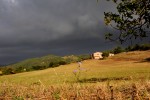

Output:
xmin=125 ymin=46 xmax=132 ymax=52
xmin=113 ymin=46 xmax=124 ymax=54
xmin=15 ymin=67 xmax=25 ymax=73
xmin=102 ymin=51 xmax=109 ymax=58
xmin=77 ymin=54 xmax=91 ymax=61
xmin=32 ymin=66 xmax=46 ymax=70
xmin=2 ymin=68 xmax=15 ymax=75
xmin=139 ymin=44 xmax=150 ymax=50
xmin=131 ymin=44 xmax=140 ymax=51
xmin=64 ymin=55 xmax=80 ymax=64
xmin=58 ymin=61 xmax=67 ymax=65
xmin=49 ymin=62 xmax=60 ymax=68
xmin=125 ymin=43 xmax=150 ymax=52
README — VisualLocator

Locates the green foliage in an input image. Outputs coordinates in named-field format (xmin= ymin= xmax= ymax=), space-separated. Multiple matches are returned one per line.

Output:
xmin=125 ymin=45 xmax=132 ymax=52
xmin=140 ymin=44 xmax=150 ymax=50
xmin=10 ymin=55 xmax=64 ymax=70
xmin=63 ymin=55 xmax=80 ymax=64
xmin=126 ymin=43 xmax=150 ymax=51
xmin=15 ymin=67 xmax=26 ymax=73
xmin=104 ymin=0 xmax=150 ymax=43
xmin=2 ymin=68 xmax=15 ymax=75
xmin=131 ymin=44 xmax=141 ymax=51
xmin=77 ymin=54 xmax=91 ymax=61
xmin=113 ymin=46 xmax=124 ymax=54
xmin=49 ymin=62 xmax=59 ymax=68
xmin=58 ymin=60 xmax=67 ymax=65
xmin=102 ymin=51 xmax=110 ymax=58
xmin=49 ymin=60 xmax=67 ymax=68
xmin=0 ymin=54 xmax=91 ymax=75
xmin=32 ymin=66 xmax=46 ymax=70
xmin=0 ymin=55 xmax=65 ymax=75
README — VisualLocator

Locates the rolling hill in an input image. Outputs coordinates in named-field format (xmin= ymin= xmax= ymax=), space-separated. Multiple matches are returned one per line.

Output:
xmin=0 ymin=50 xmax=149 ymax=85
xmin=0 ymin=54 xmax=90 ymax=74
xmin=0 ymin=50 xmax=150 ymax=99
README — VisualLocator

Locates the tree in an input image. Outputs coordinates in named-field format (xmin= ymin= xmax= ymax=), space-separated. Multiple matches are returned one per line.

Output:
xmin=100 ymin=0 xmax=150 ymax=43
xmin=102 ymin=51 xmax=110 ymax=58
xmin=113 ymin=46 xmax=124 ymax=54
xmin=2 ymin=68 xmax=15 ymax=75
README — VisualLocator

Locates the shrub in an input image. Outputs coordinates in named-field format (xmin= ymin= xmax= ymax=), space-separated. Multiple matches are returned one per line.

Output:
xmin=15 ymin=66 xmax=26 ymax=73
xmin=32 ymin=66 xmax=46 ymax=70
xmin=2 ymin=68 xmax=15 ymax=75
xmin=77 ymin=54 xmax=91 ymax=61
xmin=139 ymin=44 xmax=150 ymax=50
xmin=49 ymin=62 xmax=60 ymax=68
xmin=125 ymin=46 xmax=132 ymax=52
xmin=131 ymin=44 xmax=141 ymax=51
xmin=58 ymin=61 xmax=67 ymax=65
xmin=102 ymin=51 xmax=109 ymax=58
xmin=63 ymin=55 xmax=80 ymax=64
xmin=113 ymin=46 xmax=124 ymax=54
xmin=125 ymin=43 xmax=150 ymax=52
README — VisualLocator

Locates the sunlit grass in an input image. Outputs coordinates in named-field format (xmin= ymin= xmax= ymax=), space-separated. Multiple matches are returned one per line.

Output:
xmin=0 ymin=50 xmax=150 ymax=99
xmin=0 ymin=50 xmax=150 ymax=86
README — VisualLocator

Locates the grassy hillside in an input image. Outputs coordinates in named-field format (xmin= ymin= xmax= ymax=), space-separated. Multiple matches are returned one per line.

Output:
xmin=11 ymin=55 xmax=63 ymax=68
xmin=0 ymin=50 xmax=149 ymax=85
xmin=5 ymin=54 xmax=90 ymax=69
xmin=1 ymin=54 xmax=90 ymax=74
xmin=0 ymin=50 xmax=150 ymax=99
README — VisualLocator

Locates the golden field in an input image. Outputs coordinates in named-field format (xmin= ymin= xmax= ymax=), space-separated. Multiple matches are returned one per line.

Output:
xmin=0 ymin=50 xmax=150 ymax=99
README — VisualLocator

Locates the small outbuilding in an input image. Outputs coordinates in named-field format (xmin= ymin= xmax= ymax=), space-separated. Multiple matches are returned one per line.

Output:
xmin=91 ymin=52 xmax=103 ymax=60
xmin=109 ymin=53 xmax=114 ymax=57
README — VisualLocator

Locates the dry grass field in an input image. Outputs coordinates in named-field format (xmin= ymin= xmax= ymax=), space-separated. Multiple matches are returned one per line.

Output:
xmin=0 ymin=50 xmax=150 ymax=99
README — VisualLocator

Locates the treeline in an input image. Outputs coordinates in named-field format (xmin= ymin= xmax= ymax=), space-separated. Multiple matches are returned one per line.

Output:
xmin=102 ymin=43 xmax=150 ymax=58
xmin=125 ymin=43 xmax=150 ymax=52
xmin=0 ymin=54 xmax=91 ymax=75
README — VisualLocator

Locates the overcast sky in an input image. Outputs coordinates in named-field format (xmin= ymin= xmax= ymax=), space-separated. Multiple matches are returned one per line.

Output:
xmin=0 ymin=0 xmax=148 ymax=65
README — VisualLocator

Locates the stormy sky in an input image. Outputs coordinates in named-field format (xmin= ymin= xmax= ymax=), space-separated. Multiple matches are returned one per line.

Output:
xmin=0 ymin=0 xmax=148 ymax=65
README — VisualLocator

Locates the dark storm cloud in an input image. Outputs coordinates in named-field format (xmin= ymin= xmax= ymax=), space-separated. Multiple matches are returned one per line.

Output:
xmin=0 ymin=0 xmax=117 ymax=64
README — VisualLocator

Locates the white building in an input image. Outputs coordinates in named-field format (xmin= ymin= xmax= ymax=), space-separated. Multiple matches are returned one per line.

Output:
xmin=92 ymin=52 xmax=103 ymax=59
xmin=109 ymin=53 xmax=114 ymax=57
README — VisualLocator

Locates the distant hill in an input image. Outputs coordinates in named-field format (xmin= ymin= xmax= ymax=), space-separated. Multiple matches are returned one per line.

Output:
xmin=10 ymin=55 xmax=63 ymax=68
xmin=0 ymin=50 xmax=149 ymax=85
xmin=2 ymin=43 xmax=149 ymax=75
xmin=0 ymin=50 xmax=150 ymax=99
xmin=1 ymin=54 xmax=91 ymax=74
